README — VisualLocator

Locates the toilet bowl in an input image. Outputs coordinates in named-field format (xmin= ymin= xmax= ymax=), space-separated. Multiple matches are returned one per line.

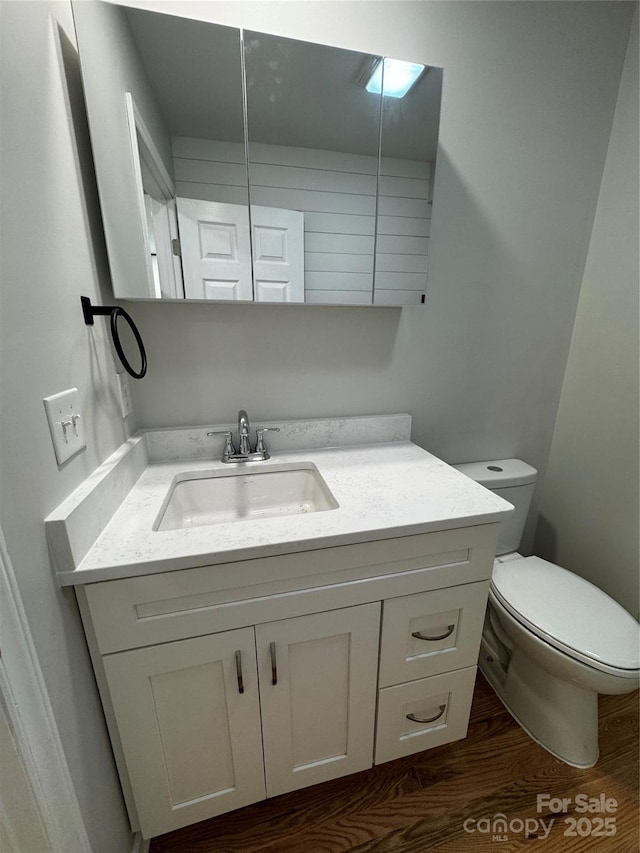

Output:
xmin=454 ymin=460 xmax=640 ymax=768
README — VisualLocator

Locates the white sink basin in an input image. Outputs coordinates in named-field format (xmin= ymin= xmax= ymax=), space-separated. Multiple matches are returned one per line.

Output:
xmin=155 ymin=463 xmax=338 ymax=531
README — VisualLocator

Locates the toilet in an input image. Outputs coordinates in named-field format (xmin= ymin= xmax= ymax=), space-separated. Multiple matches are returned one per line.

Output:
xmin=454 ymin=459 xmax=640 ymax=768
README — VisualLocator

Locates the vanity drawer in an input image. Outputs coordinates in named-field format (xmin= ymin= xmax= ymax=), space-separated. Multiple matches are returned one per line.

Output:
xmin=374 ymin=666 xmax=477 ymax=764
xmin=378 ymin=581 xmax=489 ymax=686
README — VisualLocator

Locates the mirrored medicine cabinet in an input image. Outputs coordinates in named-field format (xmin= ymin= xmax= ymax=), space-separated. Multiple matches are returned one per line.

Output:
xmin=72 ymin=1 xmax=442 ymax=306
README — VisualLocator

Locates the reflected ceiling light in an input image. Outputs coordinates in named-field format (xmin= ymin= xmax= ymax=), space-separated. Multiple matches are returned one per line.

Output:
xmin=365 ymin=58 xmax=425 ymax=98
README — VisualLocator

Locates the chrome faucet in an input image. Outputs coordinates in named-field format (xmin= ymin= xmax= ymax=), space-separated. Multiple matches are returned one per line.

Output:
xmin=238 ymin=409 xmax=251 ymax=455
xmin=207 ymin=409 xmax=279 ymax=463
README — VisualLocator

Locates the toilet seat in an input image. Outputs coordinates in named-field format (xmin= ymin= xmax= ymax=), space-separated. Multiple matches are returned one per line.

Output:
xmin=490 ymin=555 xmax=640 ymax=676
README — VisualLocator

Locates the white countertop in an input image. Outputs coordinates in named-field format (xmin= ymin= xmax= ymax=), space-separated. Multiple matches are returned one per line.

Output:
xmin=54 ymin=439 xmax=512 ymax=585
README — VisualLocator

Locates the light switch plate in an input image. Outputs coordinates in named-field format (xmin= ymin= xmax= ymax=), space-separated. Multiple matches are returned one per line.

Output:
xmin=43 ymin=388 xmax=86 ymax=465
xmin=115 ymin=372 xmax=133 ymax=418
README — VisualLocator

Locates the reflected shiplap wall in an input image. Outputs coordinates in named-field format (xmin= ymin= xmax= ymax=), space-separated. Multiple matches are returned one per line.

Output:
xmin=173 ymin=136 xmax=431 ymax=303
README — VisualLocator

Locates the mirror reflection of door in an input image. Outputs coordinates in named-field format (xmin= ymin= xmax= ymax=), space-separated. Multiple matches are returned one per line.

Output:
xmin=131 ymin=110 xmax=184 ymax=299
xmin=251 ymin=207 xmax=304 ymax=303
xmin=176 ymin=199 xmax=252 ymax=301
xmin=125 ymin=91 xmax=184 ymax=299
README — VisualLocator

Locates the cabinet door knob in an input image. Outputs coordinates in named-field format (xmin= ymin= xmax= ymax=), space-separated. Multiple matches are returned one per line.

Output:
xmin=411 ymin=624 xmax=455 ymax=642
xmin=235 ymin=650 xmax=244 ymax=694
xmin=406 ymin=704 xmax=446 ymax=725
xmin=269 ymin=641 xmax=278 ymax=685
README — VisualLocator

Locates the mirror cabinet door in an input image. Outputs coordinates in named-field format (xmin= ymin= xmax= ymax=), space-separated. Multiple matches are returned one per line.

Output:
xmin=244 ymin=32 xmax=383 ymax=305
xmin=74 ymin=1 xmax=250 ymax=301
xmin=374 ymin=62 xmax=442 ymax=306
xmin=124 ymin=7 xmax=250 ymax=301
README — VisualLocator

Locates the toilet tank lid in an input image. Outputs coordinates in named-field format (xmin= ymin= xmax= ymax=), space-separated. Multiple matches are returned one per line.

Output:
xmin=453 ymin=459 xmax=537 ymax=488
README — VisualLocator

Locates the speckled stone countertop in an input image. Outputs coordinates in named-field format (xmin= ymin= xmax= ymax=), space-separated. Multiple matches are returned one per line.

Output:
xmin=48 ymin=416 xmax=512 ymax=586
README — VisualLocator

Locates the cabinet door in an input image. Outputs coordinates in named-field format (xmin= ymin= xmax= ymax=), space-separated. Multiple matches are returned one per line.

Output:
xmin=256 ymin=603 xmax=380 ymax=797
xmin=103 ymin=628 xmax=265 ymax=839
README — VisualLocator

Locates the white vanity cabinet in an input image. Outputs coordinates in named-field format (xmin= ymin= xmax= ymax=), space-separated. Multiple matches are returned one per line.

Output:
xmin=101 ymin=605 xmax=379 ymax=838
xmin=76 ymin=524 xmax=499 ymax=839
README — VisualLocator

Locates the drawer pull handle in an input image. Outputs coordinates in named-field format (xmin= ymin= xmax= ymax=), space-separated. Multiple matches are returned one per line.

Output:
xmin=235 ymin=650 xmax=244 ymax=694
xmin=406 ymin=704 xmax=447 ymax=725
xmin=269 ymin=641 xmax=278 ymax=685
xmin=412 ymin=624 xmax=455 ymax=642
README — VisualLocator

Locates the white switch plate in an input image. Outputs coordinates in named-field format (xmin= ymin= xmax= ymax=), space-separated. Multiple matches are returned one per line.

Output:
xmin=43 ymin=388 xmax=86 ymax=465
xmin=115 ymin=372 xmax=133 ymax=418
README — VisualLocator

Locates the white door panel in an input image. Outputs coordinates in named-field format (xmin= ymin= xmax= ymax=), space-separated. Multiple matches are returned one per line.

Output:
xmin=251 ymin=205 xmax=304 ymax=302
xmin=177 ymin=198 xmax=252 ymax=300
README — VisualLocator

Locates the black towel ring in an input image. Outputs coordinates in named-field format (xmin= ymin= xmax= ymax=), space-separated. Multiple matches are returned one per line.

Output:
xmin=81 ymin=296 xmax=147 ymax=379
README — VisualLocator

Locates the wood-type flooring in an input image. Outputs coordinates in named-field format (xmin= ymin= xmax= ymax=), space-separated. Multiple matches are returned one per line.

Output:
xmin=149 ymin=674 xmax=639 ymax=853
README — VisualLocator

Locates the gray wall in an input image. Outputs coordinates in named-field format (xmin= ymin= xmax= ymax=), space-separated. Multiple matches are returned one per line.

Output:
xmin=535 ymin=13 xmax=639 ymax=618
xmin=127 ymin=0 xmax=635 ymax=549
xmin=0 ymin=2 xmax=134 ymax=850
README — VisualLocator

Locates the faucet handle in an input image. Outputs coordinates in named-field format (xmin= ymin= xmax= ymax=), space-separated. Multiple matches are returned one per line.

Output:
xmin=255 ymin=427 xmax=280 ymax=456
xmin=206 ymin=430 xmax=236 ymax=459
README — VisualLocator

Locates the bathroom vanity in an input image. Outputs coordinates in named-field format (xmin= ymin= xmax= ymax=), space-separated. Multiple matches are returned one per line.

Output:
xmin=48 ymin=415 xmax=511 ymax=839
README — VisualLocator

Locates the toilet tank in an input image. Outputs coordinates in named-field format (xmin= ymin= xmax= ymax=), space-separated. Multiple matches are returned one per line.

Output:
xmin=453 ymin=459 xmax=537 ymax=555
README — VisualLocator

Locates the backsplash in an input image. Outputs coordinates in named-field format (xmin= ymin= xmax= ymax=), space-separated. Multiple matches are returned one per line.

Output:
xmin=144 ymin=413 xmax=412 ymax=462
